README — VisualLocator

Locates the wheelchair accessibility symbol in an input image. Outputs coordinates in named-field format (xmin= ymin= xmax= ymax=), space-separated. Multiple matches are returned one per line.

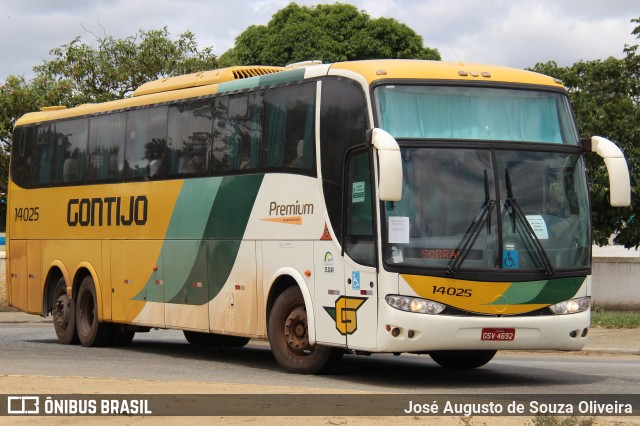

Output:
xmin=502 ymin=250 xmax=519 ymax=268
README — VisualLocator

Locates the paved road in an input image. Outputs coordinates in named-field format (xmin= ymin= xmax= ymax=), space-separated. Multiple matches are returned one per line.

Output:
xmin=1 ymin=322 xmax=639 ymax=395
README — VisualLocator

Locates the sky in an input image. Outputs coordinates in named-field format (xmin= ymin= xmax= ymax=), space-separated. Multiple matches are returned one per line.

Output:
xmin=0 ymin=0 xmax=638 ymax=81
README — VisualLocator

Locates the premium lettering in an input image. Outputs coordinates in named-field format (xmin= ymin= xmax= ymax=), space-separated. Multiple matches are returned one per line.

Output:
xmin=269 ymin=201 xmax=314 ymax=216
xmin=67 ymin=196 xmax=148 ymax=227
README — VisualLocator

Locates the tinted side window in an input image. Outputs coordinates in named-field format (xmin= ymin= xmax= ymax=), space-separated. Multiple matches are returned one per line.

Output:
xmin=88 ymin=113 xmax=126 ymax=182
xmin=212 ymin=92 xmax=262 ymax=174
xmin=262 ymin=84 xmax=315 ymax=174
xmin=167 ymin=101 xmax=214 ymax=176
xmin=31 ymin=125 xmax=53 ymax=186
xmin=320 ymin=79 xmax=368 ymax=238
xmin=52 ymin=118 xmax=88 ymax=184
xmin=10 ymin=126 xmax=34 ymax=188
xmin=125 ymin=107 xmax=167 ymax=181
xmin=320 ymin=79 xmax=367 ymax=184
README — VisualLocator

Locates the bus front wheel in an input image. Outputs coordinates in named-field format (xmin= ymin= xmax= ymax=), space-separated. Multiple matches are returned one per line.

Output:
xmin=268 ymin=286 xmax=342 ymax=374
xmin=429 ymin=350 xmax=497 ymax=369
xmin=75 ymin=276 xmax=115 ymax=347
xmin=52 ymin=277 xmax=78 ymax=345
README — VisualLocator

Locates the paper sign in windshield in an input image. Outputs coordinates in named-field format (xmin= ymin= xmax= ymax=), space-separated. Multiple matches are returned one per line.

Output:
xmin=352 ymin=181 xmax=365 ymax=203
xmin=525 ymin=215 xmax=549 ymax=240
xmin=388 ymin=216 xmax=410 ymax=244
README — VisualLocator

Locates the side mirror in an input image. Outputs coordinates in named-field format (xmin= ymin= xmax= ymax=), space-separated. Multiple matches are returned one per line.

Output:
xmin=583 ymin=136 xmax=631 ymax=207
xmin=369 ymin=128 xmax=402 ymax=201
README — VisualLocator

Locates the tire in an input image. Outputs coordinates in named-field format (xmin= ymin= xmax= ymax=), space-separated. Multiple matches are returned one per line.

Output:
xmin=429 ymin=350 xmax=497 ymax=369
xmin=268 ymin=286 xmax=343 ymax=374
xmin=183 ymin=330 xmax=227 ymax=346
xmin=75 ymin=276 xmax=115 ymax=347
xmin=52 ymin=277 xmax=78 ymax=345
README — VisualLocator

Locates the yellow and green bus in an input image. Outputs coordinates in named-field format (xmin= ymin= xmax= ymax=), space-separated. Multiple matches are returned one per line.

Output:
xmin=7 ymin=60 xmax=631 ymax=373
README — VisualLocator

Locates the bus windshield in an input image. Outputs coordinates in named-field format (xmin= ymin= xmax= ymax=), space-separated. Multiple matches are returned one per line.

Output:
xmin=382 ymin=147 xmax=591 ymax=276
xmin=376 ymin=85 xmax=578 ymax=144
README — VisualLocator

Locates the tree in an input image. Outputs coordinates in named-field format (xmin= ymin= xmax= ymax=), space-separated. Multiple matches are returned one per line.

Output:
xmin=33 ymin=26 xmax=218 ymax=104
xmin=219 ymin=2 xmax=440 ymax=66
xmin=0 ymin=27 xmax=218 ymax=230
xmin=531 ymin=17 xmax=640 ymax=248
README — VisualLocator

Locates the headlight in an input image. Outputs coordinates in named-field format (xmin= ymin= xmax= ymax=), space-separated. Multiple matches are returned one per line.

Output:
xmin=549 ymin=297 xmax=591 ymax=315
xmin=386 ymin=295 xmax=445 ymax=314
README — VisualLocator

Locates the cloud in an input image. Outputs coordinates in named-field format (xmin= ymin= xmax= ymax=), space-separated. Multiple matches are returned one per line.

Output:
xmin=0 ymin=0 xmax=637 ymax=80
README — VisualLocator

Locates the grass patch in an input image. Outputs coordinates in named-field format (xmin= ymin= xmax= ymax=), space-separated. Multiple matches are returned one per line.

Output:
xmin=591 ymin=309 xmax=640 ymax=328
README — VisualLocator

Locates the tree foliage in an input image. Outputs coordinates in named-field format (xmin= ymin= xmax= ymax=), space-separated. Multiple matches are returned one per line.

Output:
xmin=219 ymin=2 xmax=440 ymax=66
xmin=531 ymin=17 xmax=640 ymax=247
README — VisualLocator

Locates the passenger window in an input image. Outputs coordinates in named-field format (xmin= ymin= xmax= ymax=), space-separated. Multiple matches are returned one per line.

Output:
xmin=10 ymin=126 xmax=35 ymax=188
xmin=167 ymin=101 xmax=214 ymax=176
xmin=52 ymin=118 xmax=88 ymax=184
xmin=212 ymin=93 xmax=262 ymax=174
xmin=88 ymin=113 xmax=126 ymax=182
xmin=262 ymin=84 xmax=315 ymax=173
xmin=31 ymin=125 xmax=53 ymax=186
xmin=125 ymin=107 xmax=167 ymax=181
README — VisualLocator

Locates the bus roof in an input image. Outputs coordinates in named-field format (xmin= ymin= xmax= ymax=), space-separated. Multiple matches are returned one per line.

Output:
xmin=331 ymin=59 xmax=564 ymax=88
xmin=14 ymin=59 xmax=565 ymax=127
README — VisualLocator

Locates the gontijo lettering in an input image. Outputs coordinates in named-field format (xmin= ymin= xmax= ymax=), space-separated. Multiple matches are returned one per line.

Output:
xmin=67 ymin=196 xmax=148 ymax=227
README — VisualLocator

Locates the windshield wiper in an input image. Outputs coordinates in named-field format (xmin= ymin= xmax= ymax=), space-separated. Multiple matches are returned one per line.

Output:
xmin=504 ymin=168 xmax=554 ymax=276
xmin=447 ymin=170 xmax=496 ymax=275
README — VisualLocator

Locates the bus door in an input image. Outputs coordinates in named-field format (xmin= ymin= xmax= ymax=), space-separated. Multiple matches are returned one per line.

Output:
xmin=341 ymin=149 xmax=377 ymax=350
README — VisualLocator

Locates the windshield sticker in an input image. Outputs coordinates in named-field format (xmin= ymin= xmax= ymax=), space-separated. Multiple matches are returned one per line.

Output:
xmin=388 ymin=216 xmax=410 ymax=244
xmin=391 ymin=246 xmax=404 ymax=263
xmin=526 ymin=215 xmax=549 ymax=240
xmin=502 ymin=246 xmax=519 ymax=269
xmin=352 ymin=181 xmax=365 ymax=203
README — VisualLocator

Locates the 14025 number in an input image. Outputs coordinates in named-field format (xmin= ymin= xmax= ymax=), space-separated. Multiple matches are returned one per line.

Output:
xmin=432 ymin=285 xmax=472 ymax=297
xmin=14 ymin=207 xmax=40 ymax=222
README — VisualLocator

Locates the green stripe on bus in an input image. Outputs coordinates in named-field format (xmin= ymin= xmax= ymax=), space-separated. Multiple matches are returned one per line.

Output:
xmin=484 ymin=277 xmax=585 ymax=306
xmin=485 ymin=280 xmax=548 ymax=305
xmin=526 ymin=277 xmax=585 ymax=304
xmin=135 ymin=174 xmax=264 ymax=305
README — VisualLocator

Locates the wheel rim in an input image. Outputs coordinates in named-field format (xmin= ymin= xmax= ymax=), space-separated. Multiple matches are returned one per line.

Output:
xmin=283 ymin=305 xmax=312 ymax=355
xmin=53 ymin=294 xmax=70 ymax=332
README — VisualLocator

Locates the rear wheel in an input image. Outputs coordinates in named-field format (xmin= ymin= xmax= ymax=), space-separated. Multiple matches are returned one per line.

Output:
xmin=429 ymin=350 xmax=497 ymax=369
xmin=75 ymin=276 xmax=115 ymax=347
xmin=52 ymin=277 xmax=78 ymax=345
xmin=268 ymin=286 xmax=342 ymax=374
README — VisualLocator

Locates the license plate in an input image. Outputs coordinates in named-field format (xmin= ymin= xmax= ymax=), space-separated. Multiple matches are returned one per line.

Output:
xmin=481 ymin=328 xmax=515 ymax=341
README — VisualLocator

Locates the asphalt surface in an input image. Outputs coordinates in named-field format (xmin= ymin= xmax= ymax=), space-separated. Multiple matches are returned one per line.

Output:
xmin=1 ymin=310 xmax=639 ymax=355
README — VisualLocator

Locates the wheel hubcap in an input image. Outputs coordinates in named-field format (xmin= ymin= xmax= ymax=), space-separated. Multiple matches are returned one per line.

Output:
xmin=284 ymin=306 xmax=311 ymax=352
xmin=54 ymin=295 xmax=69 ymax=328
